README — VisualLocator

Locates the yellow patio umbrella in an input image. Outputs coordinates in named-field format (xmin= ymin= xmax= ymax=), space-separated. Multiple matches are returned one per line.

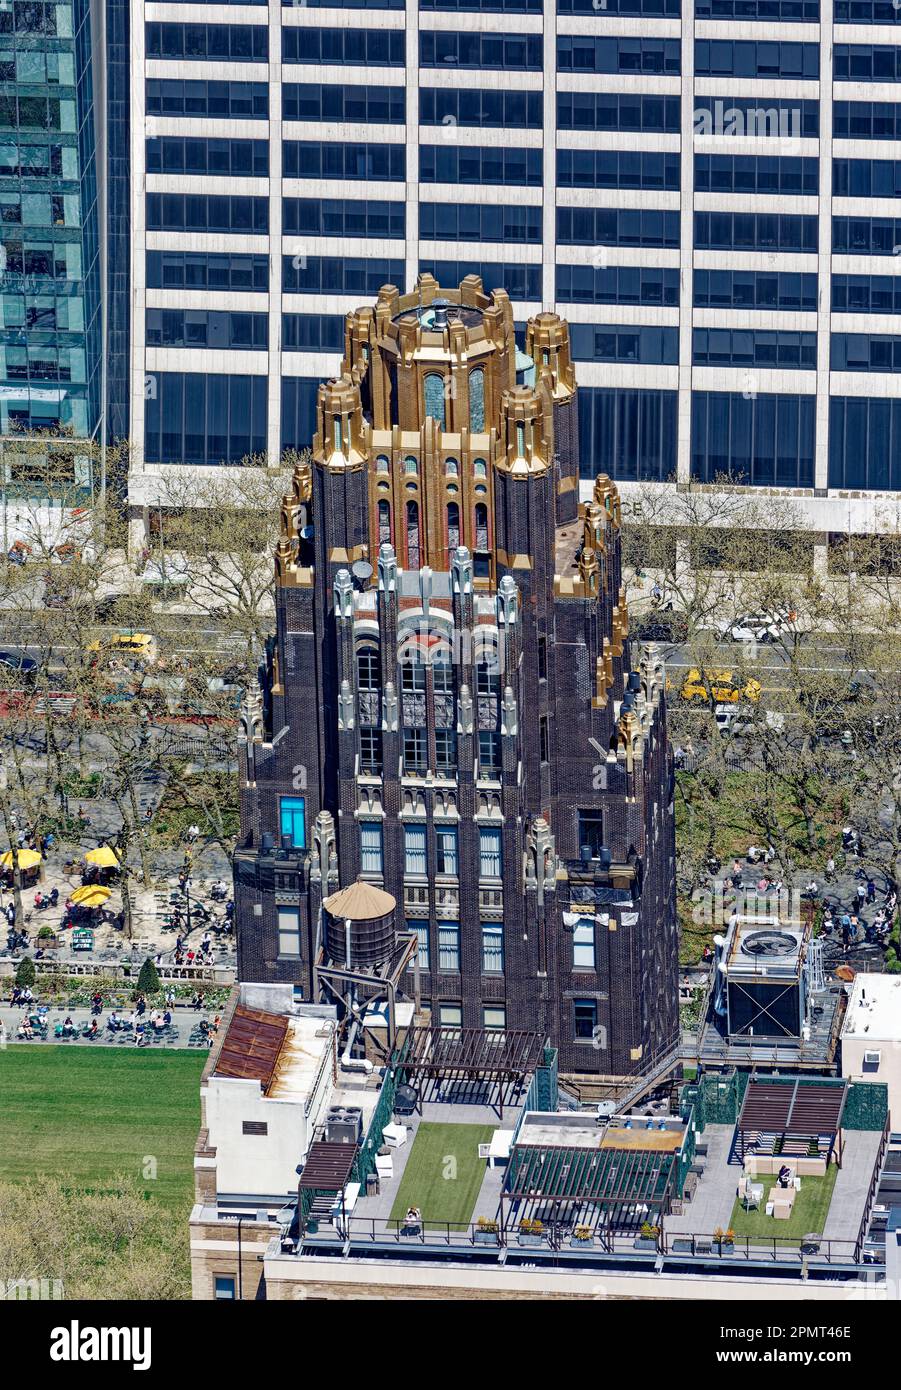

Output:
xmin=70 ymin=883 xmax=111 ymax=907
xmin=0 ymin=848 xmax=42 ymax=869
xmin=85 ymin=846 xmax=121 ymax=868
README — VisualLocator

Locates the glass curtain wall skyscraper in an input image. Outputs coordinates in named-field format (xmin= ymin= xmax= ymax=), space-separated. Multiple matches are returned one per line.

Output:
xmin=131 ymin=0 xmax=901 ymax=559
xmin=0 ymin=0 xmax=128 ymax=509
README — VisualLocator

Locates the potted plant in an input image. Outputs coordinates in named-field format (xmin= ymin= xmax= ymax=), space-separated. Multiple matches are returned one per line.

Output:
xmin=517 ymin=1218 xmax=545 ymax=1247
xmin=714 ymin=1226 xmax=736 ymax=1255
xmin=474 ymin=1216 xmax=499 ymax=1246
xmin=634 ymin=1221 xmax=660 ymax=1251
xmin=571 ymin=1224 xmax=595 ymax=1248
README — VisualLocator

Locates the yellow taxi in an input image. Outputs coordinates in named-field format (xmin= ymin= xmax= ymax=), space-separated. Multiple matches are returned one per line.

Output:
xmin=679 ymin=668 xmax=761 ymax=704
xmin=85 ymin=631 xmax=158 ymax=665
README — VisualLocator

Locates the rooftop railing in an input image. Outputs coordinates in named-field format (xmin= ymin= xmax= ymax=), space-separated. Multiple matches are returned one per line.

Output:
xmin=292 ymin=1215 xmax=872 ymax=1270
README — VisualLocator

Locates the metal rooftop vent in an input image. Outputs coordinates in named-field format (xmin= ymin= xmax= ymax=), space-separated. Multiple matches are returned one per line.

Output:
xmin=740 ymin=930 xmax=797 ymax=958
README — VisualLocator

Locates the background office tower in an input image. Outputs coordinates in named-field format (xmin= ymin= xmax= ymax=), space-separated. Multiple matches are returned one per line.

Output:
xmin=0 ymin=0 xmax=128 ymax=471
xmin=234 ymin=275 xmax=679 ymax=1078
xmin=132 ymin=0 xmax=901 ymax=563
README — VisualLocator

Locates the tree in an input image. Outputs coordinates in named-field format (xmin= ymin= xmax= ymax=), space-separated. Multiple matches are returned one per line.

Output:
xmin=145 ymin=456 xmax=305 ymax=661
xmin=136 ymin=956 xmax=160 ymax=995
xmin=623 ymin=476 xmax=901 ymax=962
xmin=14 ymin=956 xmax=35 ymax=988
xmin=0 ymin=1175 xmax=189 ymax=1299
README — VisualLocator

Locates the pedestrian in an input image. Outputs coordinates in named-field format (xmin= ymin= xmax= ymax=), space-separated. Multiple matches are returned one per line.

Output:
xmin=825 ymin=856 xmax=835 ymax=881
xmin=856 ymin=883 xmax=867 ymax=910
xmin=866 ymin=878 xmax=877 ymax=905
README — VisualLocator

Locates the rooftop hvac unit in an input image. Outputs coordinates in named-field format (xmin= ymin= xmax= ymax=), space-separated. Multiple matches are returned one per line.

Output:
xmin=325 ymin=1106 xmax=363 ymax=1145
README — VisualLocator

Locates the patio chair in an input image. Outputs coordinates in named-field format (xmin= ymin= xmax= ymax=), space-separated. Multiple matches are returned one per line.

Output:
xmin=739 ymin=1178 xmax=763 ymax=1211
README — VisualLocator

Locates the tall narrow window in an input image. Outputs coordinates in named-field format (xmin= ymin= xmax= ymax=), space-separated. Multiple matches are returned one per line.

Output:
xmin=357 ymin=647 xmax=380 ymax=691
xmin=469 ymin=368 xmax=485 ymax=430
xmin=479 ymin=827 xmax=503 ymax=877
xmin=403 ymin=728 xmax=427 ymax=772
xmin=436 ymin=827 xmax=458 ymax=875
xmin=404 ymin=824 xmax=427 ymax=874
xmin=424 ymin=372 xmax=446 ymax=427
xmin=478 ymin=731 xmax=502 ymax=774
xmin=482 ymin=922 xmax=504 ymax=973
xmin=378 ymin=499 xmax=391 ymax=546
xmin=277 ymin=906 xmax=301 ymax=959
xmin=573 ymin=918 xmax=596 ymax=970
xmin=406 ymin=500 xmax=420 ymax=568
xmin=475 ymin=502 xmax=489 ymax=551
xmin=447 ymin=501 xmax=460 ymax=551
xmin=577 ymin=809 xmax=605 ymax=859
xmin=438 ymin=922 xmax=460 ymax=972
xmin=574 ymin=998 xmax=598 ymax=1039
xmin=279 ymin=796 xmax=306 ymax=848
xmin=360 ymin=728 xmax=383 ymax=772
xmin=409 ymin=921 xmax=429 ymax=970
xmin=360 ymin=821 xmax=383 ymax=873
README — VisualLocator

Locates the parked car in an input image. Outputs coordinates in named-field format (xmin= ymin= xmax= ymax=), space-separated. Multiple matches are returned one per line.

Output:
xmin=0 ymin=650 xmax=38 ymax=684
xmin=719 ymin=607 xmax=798 ymax=644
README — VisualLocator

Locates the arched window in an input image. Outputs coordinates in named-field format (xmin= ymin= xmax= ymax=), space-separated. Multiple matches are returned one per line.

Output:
xmin=406 ymin=500 xmax=420 ymax=569
xmin=424 ymin=373 xmax=446 ymax=429
xmin=469 ymin=368 xmax=485 ymax=431
xmin=475 ymin=502 xmax=489 ymax=552
xmin=445 ymin=457 xmax=458 ymax=475
xmin=447 ymin=502 xmax=460 ymax=552
xmin=404 ymin=455 xmax=418 ymax=475
xmin=474 ymin=457 xmax=487 ymax=478
xmin=377 ymin=499 xmax=391 ymax=546
xmin=376 ymin=454 xmax=390 ymax=473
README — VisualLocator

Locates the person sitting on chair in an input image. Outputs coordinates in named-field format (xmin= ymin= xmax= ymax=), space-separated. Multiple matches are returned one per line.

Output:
xmin=778 ymin=1164 xmax=793 ymax=1188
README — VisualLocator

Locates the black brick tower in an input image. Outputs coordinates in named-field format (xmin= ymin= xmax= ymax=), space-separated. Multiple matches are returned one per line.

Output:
xmin=235 ymin=274 xmax=679 ymax=1082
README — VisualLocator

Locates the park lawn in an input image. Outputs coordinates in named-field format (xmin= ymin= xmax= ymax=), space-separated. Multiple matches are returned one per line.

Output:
xmin=727 ymin=1163 xmax=839 ymax=1242
xmin=388 ymin=1122 xmax=495 ymax=1230
xmin=0 ymin=1046 xmax=205 ymax=1210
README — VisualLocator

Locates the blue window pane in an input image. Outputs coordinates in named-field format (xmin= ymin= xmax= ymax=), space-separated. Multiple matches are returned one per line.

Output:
xmin=280 ymin=796 xmax=306 ymax=848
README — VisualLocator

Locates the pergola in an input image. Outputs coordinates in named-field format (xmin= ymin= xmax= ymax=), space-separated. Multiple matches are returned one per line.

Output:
xmin=398 ymin=1025 xmax=545 ymax=1119
xmin=297 ymin=1140 xmax=359 ymax=1234
xmin=499 ymin=1141 xmax=679 ymax=1236
xmin=734 ymin=1078 xmax=848 ymax=1166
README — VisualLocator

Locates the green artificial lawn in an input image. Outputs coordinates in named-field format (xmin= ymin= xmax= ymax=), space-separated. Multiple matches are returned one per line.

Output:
xmin=727 ymin=1163 xmax=840 ymax=1241
xmin=0 ymin=1046 xmax=205 ymax=1210
xmin=388 ymin=1121 xmax=495 ymax=1230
